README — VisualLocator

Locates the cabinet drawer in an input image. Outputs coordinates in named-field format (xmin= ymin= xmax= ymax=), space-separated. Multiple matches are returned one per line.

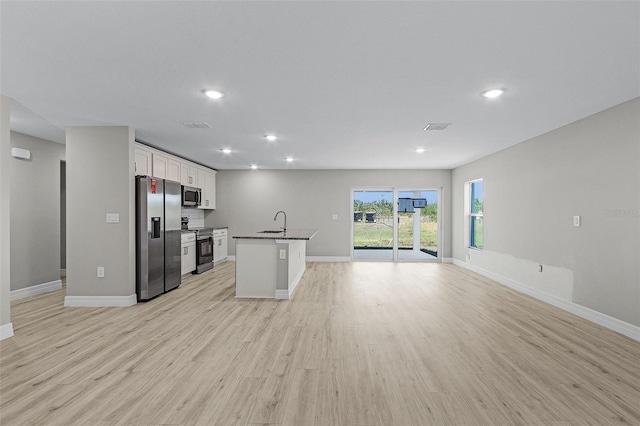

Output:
xmin=181 ymin=232 xmax=196 ymax=243
xmin=213 ymin=229 xmax=227 ymax=237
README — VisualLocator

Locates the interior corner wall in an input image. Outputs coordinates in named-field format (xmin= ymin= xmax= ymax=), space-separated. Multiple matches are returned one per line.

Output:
xmin=65 ymin=126 xmax=135 ymax=299
xmin=0 ymin=95 xmax=12 ymax=331
xmin=451 ymin=97 xmax=640 ymax=327
xmin=206 ymin=169 xmax=452 ymax=258
xmin=10 ymin=132 xmax=65 ymax=291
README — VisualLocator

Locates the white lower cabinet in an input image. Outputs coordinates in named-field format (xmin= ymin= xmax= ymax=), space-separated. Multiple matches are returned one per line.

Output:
xmin=213 ymin=229 xmax=227 ymax=264
xmin=181 ymin=232 xmax=196 ymax=275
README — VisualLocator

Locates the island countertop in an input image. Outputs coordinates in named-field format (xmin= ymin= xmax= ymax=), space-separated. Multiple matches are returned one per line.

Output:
xmin=233 ymin=229 xmax=318 ymax=240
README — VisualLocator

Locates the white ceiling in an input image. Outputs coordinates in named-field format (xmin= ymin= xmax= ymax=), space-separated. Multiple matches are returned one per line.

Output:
xmin=1 ymin=1 xmax=638 ymax=170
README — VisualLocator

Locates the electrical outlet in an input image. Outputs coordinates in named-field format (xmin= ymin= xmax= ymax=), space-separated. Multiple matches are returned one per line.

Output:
xmin=573 ymin=215 xmax=581 ymax=227
xmin=106 ymin=213 xmax=120 ymax=223
xmin=332 ymin=214 xmax=338 ymax=220
xmin=538 ymin=264 xmax=543 ymax=272
xmin=97 ymin=267 xmax=105 ymax=278
xmin=279 ymin=249 xmax=286 ymax=260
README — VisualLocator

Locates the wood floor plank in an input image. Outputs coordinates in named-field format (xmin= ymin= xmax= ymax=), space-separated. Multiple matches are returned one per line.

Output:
xmin=1 ymin=261 xmax=639 ymax=425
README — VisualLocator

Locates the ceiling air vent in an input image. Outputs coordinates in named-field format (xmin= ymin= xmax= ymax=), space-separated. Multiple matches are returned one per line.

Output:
xmin=181 ymin=121 xmax=212 ymax=129
xmin=423 ymin=123 xmax=451 ymax=131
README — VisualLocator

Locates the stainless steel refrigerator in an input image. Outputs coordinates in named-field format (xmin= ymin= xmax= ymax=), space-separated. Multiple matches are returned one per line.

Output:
xmin=135 ymin=176 xmax=181 ymax=301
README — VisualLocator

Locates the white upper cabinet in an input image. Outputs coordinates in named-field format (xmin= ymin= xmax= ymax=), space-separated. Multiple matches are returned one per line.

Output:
xmin=134 ymin=143 xmax=215 ymax=208
xmin=152 ymin=152 xmax=168 ymax=179
xmin=197 ymin=168 xmax=216 ymax=210
xmin=180 ymin=162 xmax=198 ymax=187
xmin=134 ymin=146 xmax=152 ymax=176
xmin=166 ymin=158 xmax=180 ymax=183
xmin=152 ymin=152 xmax=180 ymax=182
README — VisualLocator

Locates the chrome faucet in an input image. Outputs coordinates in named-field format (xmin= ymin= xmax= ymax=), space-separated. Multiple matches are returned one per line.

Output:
xmin=274 ymin=210 xmax=287 ymax=232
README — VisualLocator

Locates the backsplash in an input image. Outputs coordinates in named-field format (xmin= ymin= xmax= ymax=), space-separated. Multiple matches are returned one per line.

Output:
xmin=182 ymin=208 xmax=204 ymax=229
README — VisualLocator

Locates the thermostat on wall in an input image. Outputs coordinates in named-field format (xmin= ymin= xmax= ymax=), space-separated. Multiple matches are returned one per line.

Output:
xmin=11 ymin=147 xmax=31 ymax=160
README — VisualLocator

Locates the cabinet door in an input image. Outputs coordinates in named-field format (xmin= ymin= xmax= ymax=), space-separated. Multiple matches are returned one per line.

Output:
xmin=181 ymin=243 xmax=196 ymax=274
xmin=152 ymin=153 xmax=168 ymax=179
xmin=198 ymin=169 xmax=216 ymax=210
xmin=205 ymin=171 xmax=216 ymax=209
xmin=180 ymin=163 xmax=190 ymax=185
xmin=181 ymin=162 xmax=198 ymax=187
xmin=220 ymin=230 xmax=227 ymax=259
xmin=181 ymin=244 xmax=189 ymax=275
xmin=135 ymin=147 xmax=152 ymax=176
xmin=166 ymin=158 xmax=181 ymax=182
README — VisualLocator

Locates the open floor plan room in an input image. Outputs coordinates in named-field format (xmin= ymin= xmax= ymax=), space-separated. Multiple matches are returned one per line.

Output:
xmin=1 ymin=262 xmax=638 ymax=425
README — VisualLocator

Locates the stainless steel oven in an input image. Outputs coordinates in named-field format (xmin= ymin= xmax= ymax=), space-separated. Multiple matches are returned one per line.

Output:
xmin=194 ymin=228 xmax=213 ymax=274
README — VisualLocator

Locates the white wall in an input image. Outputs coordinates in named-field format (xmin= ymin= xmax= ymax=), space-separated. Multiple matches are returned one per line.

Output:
xmin=65 ymin=126 xmax=136 ymax=303
xmin=0 ymin=95 xmax=12 ymax=338
xmin=207 ymin=169 xmax=452 ymax=258
xmin=10 ymin=132 xmax=65 ymax=291
xmin=451 ymin=97 xmax=640 ymax=327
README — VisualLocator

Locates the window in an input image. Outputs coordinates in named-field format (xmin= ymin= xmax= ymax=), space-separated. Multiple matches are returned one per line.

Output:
xmin=469 ymin=179 xmax=484 ymax=249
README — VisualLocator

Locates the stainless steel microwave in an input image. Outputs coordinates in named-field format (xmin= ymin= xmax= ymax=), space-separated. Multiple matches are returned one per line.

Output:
xmin=181 ymin=185 xmax=201 ymax=207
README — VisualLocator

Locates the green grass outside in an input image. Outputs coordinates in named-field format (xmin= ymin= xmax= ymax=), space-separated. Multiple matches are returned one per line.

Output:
xmin=354 ymin=215 xmax=437 ymax=252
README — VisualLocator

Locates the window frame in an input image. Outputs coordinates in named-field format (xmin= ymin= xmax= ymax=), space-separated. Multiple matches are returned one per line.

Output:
xmin=468 ymin=178 xmax=484 ymax=250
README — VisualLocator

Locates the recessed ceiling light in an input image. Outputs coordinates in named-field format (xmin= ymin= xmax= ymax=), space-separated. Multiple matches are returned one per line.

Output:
xmin=204 ymin=90 xmax=225 ymax=99
xmin=250 ymin=164 xmax=258 ymax=170
xmin=481 ymin=88 xmax=505 ymax=99
xmin=285 ymin=157 xmax=294 ymax=162
xmin=221 ymin=148 xmax=232 ymax=154
xmin=265 ymin=134 xmax=278 ymax=142
xmin=415 ymin=148 xmax=426 ymax=154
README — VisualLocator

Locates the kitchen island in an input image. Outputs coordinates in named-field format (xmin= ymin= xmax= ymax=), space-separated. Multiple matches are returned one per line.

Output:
xmin=233 ymin=229 xmax=318 ymax=299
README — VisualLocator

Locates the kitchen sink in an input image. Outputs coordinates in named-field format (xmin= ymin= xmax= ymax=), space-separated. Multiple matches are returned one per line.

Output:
xmin=259 ymin=230 xmax=284 ymax=233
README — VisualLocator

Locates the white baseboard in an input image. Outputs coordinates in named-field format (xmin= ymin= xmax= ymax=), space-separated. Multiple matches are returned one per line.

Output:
xmin=64 ymin=294 xmax=137 ymax=307
xmin=0 ymin=323 xmax=14 ymax=340
xmin=452 ymin=259 xmax=640 ymax=342
xmin=275 ymin=289 xmax=289 ymax=299
xmin=227 ymin=255 xmax=236 ymax=262
xmin=442 ymin=257 xmax=454 ymax=264
xmin=306 ymin=256 xmax=351 ymax=262
xmin=60 ymin=268 xmax=67 ymax=277
xmin=11 ymin=279 xmax=62 ymax=301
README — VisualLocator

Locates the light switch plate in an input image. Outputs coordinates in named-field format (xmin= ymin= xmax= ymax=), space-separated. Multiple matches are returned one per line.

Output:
xmin=573 ymin=215 xmax=580 ymax=227
xmin=332 ymin=214 xmax=338 ymax=220
xmin=106 ymin=213 xmax=120 ymax=223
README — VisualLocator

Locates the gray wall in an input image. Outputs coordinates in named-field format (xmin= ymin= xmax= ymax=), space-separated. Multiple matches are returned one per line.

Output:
xmin=66 ymin=126 xmax=135 ymax=298
xmin=0 ymin=95 xmax=11 ymax=328
xmin=10 ymin=132 xmax=65 ymax=291
xmin=451 ymin=97 xmax=640 ymax=326
xmin=207 ymin=169 xmax=452 ymax=258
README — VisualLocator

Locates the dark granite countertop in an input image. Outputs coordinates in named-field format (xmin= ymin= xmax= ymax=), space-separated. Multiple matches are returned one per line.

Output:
xmin=233 ymin=229 xmax=318 ymax=240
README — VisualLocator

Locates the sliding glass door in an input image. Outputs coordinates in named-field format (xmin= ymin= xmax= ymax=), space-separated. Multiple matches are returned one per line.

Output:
xmin=353 ymin=190 xmax=394 ymax=260
xmin=352 ymin=188 xmax=440 ymax=261
xmin=397 ymin=190 xmax=439 ymax=261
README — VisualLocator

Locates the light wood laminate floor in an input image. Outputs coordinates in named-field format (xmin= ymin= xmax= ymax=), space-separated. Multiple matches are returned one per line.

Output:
xmin=1 ymin=262 xmax=639 ymax=425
